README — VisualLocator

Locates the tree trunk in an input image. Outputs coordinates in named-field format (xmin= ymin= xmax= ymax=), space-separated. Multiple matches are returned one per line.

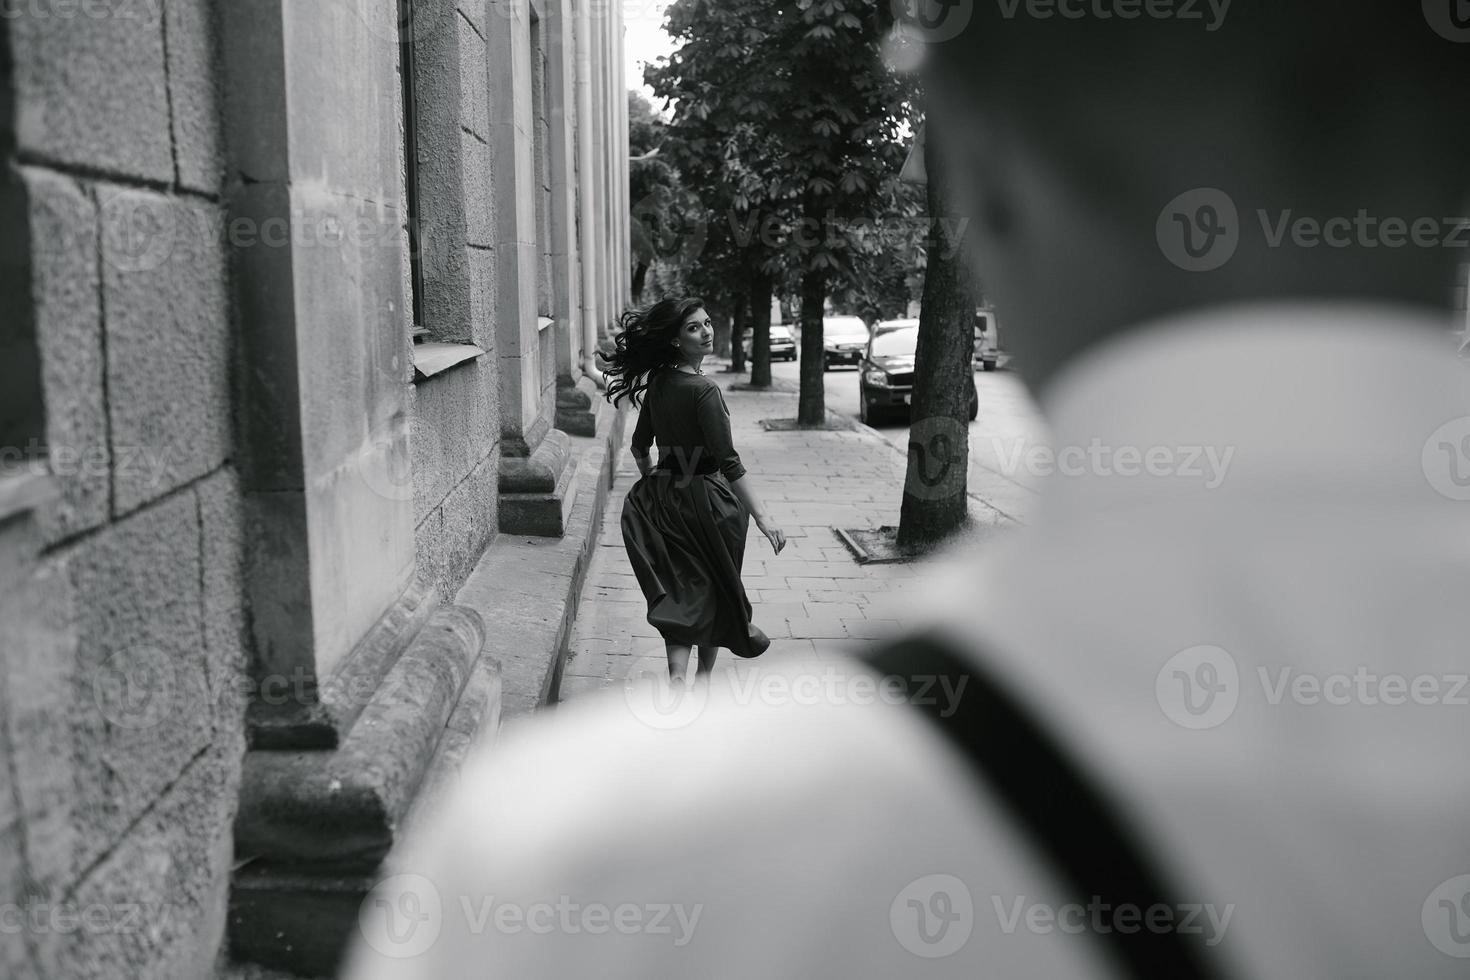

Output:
xmin=897 ymin=122 xmax=976 ymax=551
xmin=796 ymin=263 xmax=828 ymax=426
xmin=748 ymin=268 xmax=774 ymax=388
xmin=711 ymin=304 xmax=732 ymax=358
xmin=632 ymin=261 xmax=648 ymax=304
xmin=729 ymin=288 xmax=749 ymax=373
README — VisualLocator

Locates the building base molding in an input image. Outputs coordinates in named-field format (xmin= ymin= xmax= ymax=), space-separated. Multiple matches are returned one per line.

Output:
xmin=555 ymin=372 xmax=600 ymax=436
xmin=498 ymin=427 xmax=578 ymax=536
xmin=227 ymin=604 xmax=499 ymax=977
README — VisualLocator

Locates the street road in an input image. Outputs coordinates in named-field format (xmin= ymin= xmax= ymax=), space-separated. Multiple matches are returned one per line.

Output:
xmin=768 ymin=358 xmax=1047 ymax=523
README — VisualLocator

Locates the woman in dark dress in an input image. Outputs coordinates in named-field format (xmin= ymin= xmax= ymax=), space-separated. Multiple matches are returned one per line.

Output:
xmin=601 ymin=297 xmax=787 ymax=688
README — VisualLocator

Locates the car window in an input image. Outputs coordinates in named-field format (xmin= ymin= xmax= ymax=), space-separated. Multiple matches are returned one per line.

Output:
xmin=870 ymin=327 xmax=918 ymax=357
xmin=771 ymin=326 xmax=792 ymax=339
xmin=825 ymin=317 xmax=869 ymax=340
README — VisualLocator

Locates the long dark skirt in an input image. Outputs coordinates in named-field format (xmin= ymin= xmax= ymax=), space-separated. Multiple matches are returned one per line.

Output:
xmin=621 ymin=471 xmax=768 ymax=658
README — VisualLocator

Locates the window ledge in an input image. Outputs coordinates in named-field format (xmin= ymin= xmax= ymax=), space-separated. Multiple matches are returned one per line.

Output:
xmin=413 ymin=342 xmax=487 ymax=380
xmin=0 ymin=466 xmax=56 ymax=525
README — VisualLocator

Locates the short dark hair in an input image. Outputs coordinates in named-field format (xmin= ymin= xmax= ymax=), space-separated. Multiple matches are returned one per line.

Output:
xmin=919 ymin=3 xmax=1467 ymax=196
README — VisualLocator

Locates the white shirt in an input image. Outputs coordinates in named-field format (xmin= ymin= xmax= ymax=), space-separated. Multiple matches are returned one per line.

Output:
xmin=347 ymin=302 xmax=1470 ymax=979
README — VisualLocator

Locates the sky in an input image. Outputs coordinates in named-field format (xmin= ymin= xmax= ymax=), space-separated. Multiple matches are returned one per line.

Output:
xmin=623 ymin=2 xmax=675 ymax=112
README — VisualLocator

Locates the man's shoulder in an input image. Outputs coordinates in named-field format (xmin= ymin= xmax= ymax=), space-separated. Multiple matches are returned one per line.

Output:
xmin=436 ymin=653 xmax=971 ymax=859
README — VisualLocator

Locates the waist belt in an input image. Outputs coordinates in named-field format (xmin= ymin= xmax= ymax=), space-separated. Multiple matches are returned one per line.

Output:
xmin=654 ymin=455 xmax=719 ymax=477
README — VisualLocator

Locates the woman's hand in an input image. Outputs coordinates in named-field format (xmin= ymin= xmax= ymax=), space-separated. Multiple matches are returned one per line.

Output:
xmin=755 ymin=514 xmax=786 ymax=555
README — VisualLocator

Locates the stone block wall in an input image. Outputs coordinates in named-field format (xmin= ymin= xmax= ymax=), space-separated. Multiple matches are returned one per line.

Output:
xmin=408 ymin=0 xmax=503 ymax=600
xmin=1 ymin=0 xmax=633 ymax=974
xmin=1 ymin=4 xmax=247 ymax=979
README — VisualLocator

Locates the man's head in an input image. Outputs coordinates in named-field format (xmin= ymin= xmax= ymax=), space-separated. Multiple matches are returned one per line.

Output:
xmin=912 ymin=2 xmax=1468 ymax=400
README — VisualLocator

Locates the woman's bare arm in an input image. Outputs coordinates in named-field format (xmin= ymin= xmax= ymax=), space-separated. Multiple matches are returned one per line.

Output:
xmin=729 ymin=475 xmax=786 ymax=554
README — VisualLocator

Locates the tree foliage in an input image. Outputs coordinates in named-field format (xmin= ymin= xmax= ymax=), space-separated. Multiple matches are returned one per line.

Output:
xmin=642 ymin=0 xmax=914 ymax=406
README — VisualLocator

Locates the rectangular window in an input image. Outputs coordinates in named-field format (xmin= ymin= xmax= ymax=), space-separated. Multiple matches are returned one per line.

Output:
xmin=398 ymin=0 xmax=427 ymax=338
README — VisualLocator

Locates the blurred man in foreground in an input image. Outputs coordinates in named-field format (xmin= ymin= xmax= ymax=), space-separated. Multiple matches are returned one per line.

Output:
xmin=349 ymin=5 xmax=1470 ymax=978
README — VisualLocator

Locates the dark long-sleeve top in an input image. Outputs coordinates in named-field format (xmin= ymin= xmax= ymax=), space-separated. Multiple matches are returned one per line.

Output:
xmin=629 ymin=369 xmax=747 ymax=482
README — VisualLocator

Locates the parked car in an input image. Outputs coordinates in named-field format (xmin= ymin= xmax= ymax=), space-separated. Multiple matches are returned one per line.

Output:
xmin=823 ymin=315 xmax=871 ymax=370
xmin=974 ymin=309 xmax=1000 ymax=371
xmin=740 ymin=323 xmax=797 ymax=362
xmin=859 ymin=320 xmax=979 ymax=426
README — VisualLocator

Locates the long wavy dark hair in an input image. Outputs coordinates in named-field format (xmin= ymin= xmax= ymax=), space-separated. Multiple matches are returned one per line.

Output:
xmin=599 ymin=296 xmax=707 ymax=408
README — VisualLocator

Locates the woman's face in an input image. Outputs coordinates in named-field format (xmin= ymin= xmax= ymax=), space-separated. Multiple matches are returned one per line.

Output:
xmin=672 ymin=307 xmax=714 ymax=362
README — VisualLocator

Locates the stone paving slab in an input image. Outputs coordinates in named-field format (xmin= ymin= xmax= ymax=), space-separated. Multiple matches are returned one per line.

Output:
xmin=551 ymin=364 xmax=1020 ymax=708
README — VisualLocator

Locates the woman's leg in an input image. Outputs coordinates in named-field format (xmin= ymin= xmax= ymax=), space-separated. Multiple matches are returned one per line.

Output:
xmin=664 ymin=642 xmax=692 ymax=686
xmin=693 ymin=645 xmax=719 ymax=685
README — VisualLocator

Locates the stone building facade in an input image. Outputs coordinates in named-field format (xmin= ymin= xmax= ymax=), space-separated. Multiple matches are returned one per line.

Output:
xmin=0 ymin=1 xmax=629 ymax=977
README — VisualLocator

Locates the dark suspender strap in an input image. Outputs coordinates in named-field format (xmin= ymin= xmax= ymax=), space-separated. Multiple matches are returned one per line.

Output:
xmin=862 ymin=633 xmax=1228 ymax=980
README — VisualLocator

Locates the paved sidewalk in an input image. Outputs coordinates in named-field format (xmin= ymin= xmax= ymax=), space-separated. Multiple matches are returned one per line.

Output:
xmin=555 ymin=365 xmax=1023 ymax=703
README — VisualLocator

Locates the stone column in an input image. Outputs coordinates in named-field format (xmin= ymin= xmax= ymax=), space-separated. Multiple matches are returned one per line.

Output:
xmin=220 ymin=0 xmax=421 ymax=745
xmin=549 ymin=0 xmax=598 ymax=436
xmin=490 ymin=0 xmax=579 ymax=535
xmin=597 ymin=7 xmax=614 ymax=329
xmin=575 ymin=0 xmax=604 ymax=378
xmin=615 ymin=6 xmax=631 ymax=308
xmin=218 ymin=5 xmax=493 ymax=973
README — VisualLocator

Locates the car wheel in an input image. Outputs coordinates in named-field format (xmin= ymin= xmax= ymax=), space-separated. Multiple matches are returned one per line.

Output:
xmin=968 ymin=390 xmax=979 ymax=421
xmin=822 ymin=356 xmax=831 ymax=372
